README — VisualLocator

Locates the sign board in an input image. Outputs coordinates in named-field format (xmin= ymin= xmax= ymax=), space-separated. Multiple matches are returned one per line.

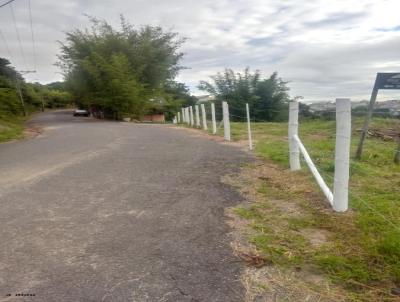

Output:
xmin=356 ymin=72 xmax=400 ymax=159
xmin=374 ymin=73 xmax=400 ymax=90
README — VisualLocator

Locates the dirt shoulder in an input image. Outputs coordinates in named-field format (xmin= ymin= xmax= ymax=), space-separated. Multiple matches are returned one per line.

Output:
xmin=223 ymin=161 xmax=348 ymax=301
xmin=174 ymin=124 xmax=400 ymax=302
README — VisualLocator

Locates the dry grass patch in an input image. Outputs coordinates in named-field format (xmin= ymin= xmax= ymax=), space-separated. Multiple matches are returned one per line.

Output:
xmin=177 ymin=119 xmax=400 ymax=300
xmin=224 ymin=160 xmax=399 ymax=301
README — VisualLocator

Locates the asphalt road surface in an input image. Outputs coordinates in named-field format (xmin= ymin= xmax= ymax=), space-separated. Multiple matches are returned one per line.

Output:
xmin=0 ymin=110 xmax=251 ymax=302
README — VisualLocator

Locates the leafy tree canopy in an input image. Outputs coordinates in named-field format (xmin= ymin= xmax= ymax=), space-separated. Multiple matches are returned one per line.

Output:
xmin=0 ymin=57 xmax=73 ymax=118
xmin=57 ymin=16 xmax=188 ymax=120
xmin=198 ymin=68 xmax=292 ymax=121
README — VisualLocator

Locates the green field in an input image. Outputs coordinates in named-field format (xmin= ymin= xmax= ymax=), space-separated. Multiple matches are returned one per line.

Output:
xmin=0 ymin=116 xmax=25 ymax=143
xmin=218 ymin=118 xmax=400 ymax=300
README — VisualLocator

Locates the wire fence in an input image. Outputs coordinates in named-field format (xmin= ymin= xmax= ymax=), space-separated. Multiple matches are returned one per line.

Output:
xmin=316 ymin=167 xmax=400 ymax=232
xmin=175 ymin=101 xmax=399 ymax=216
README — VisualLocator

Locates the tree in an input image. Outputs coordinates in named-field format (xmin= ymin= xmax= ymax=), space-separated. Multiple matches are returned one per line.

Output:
xmin=0 ymin=57 xmax=74 ymax=117
xmin=46 ymin=81 xmax=66 ymax=91
xmin=57 ymin=16 xmax=185 ymax=120
xmin=0 ymin=58 xmax=19 ymax=81
xmin=198 ymin=68 xmax=292 ymax=121
xmin=164 ymin=81 xmax=197 ymax=107
xmin=0 ymin=58 xmax=25 ymax=117
xmin=298 ymin=102 xmax=316 ymax=120
xmin=253 ymin=72 xmax=290 ymax=121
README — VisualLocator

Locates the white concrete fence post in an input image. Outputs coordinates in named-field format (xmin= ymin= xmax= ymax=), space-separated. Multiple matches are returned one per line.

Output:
xmin=195 ymin=105 xmax=200 ymax=128
xmin=246 ymin=103 xmax=253 ymax=150
xmin=222 ymin=101 xmax=231 ymax=141
xmin=189 ymin=106 xmax=194 ymax=127
xmin=211 ymin=103 xmax=217 ymax=134
xmin=289 ymin=101 xmax=301 ymax=171
xmin=333 ymin=98 xmax=351 ymax=212
xmin=201 ymin=104 xmax=208 ymax=130
xmin=186 ymin=107 xmax=190 ymax=125
xmin=177 ymin=112 xmax=181 ymax=123
xmin=182 ymin=108 xmax=185 ymax=123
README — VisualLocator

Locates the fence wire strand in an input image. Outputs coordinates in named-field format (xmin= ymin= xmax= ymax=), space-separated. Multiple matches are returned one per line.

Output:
xmin=176 ymin=102 xmax=399 ymax=234
xmin=305 ymin=157 xmax=400 ymax=233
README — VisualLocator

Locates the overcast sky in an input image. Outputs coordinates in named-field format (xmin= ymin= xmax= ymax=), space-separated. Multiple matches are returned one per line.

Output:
xmin=1 ymin=0 xmax=400 ymax=101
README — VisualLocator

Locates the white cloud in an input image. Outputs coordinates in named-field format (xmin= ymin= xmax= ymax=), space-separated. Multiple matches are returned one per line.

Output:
xmin=0 ymin=0 xmax=400 ymax=101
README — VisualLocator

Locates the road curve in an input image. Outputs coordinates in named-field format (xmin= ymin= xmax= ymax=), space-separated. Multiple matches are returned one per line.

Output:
xmin=0 ymin=110 xmax=251 ymax=302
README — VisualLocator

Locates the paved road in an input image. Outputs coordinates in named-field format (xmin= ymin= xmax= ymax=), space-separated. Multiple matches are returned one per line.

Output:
xmin=0 ymin=110 xmax=251 ymax=302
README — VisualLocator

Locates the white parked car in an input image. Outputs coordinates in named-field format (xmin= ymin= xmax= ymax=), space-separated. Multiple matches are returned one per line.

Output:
xmin=73 ymin=109 xmax=90 ymax=117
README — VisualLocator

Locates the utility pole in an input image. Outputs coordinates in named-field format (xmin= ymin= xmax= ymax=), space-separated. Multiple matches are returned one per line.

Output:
xmin=16 ymin=70 xmax=36 ymax=116
xmin=15 ymin=75 xmax=26 ymax=116
xmin=40 ymin=95 xmax=45 ymax=112
xmin=34 ymin=77 xmax=45 ymax=112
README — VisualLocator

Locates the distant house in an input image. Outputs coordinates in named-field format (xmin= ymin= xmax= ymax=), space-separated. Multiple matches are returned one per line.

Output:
xmin=141 ymin=113 xmax=165 ymax=123
xmin=140 ymin=97 xmax=167 ymax=123
xmin=375 ymin=99 xmax=400 ymax=110
xmin=308 ymin=99 xmax=400 ymax=118
xmin=308 ymin=101 xmax=336 ymax=113
xmin=195 ymin=95 xmax=215 ymax=104
xmin=351 ymin=100 xmax=369 ymax=109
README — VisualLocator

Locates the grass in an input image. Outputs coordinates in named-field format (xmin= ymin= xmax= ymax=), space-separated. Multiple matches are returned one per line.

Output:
xmin=220 ymin=117 xmax=400 ymax=300
xmin=0 ymin=115 xmax=26 ymax=143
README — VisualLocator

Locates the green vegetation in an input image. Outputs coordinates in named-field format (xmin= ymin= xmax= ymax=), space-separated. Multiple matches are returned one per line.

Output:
xmin=58 ymin=16 xmax=195 ymax=120
xmin=0 ymin=115 xmax=25 ymax=143
xmin=198 ymin=68 xmax=297 ymax=122
xmin=225 ymin=117 xmax=400 ymax=300
xmin=0 ymin=58 xmax=73 ymax=142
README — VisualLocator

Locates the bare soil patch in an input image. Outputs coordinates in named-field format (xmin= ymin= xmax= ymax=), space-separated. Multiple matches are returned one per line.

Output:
xmin=24 ymin=126 xmax=43 ymax=139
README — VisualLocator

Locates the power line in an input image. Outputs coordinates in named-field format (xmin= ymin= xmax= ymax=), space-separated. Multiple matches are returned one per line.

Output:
xmin=9 ymin=2 xmax=28 ymax=70
xmin=27 ymin=0 xmax=36 ymax=71
xmin=0 ymin=28 xmax=15 ymax=63
xmin=0 ymin=0 xmax=17 ymax=9
xmin=0 ymin=28 xmax=25 ymax=116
